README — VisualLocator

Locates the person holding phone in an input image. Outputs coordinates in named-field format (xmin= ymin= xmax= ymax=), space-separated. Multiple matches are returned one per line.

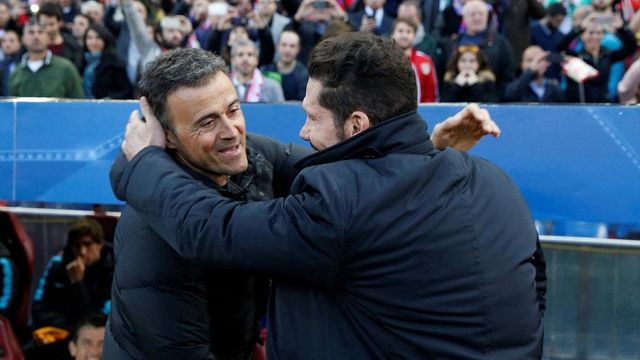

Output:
xmin=556 ymin=11 xmax=637 ymax=102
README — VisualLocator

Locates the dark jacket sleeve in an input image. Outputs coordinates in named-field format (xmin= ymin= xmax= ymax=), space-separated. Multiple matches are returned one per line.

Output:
xmin=110 ymin=151 xmax=128 ymax=201
xmin=112 ymin=146 xmax=341 ymax=286
xmin=609 ymin=27 xmax=638 ymax=63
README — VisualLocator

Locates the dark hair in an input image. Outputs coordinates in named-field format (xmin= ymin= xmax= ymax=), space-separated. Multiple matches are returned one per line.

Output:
xmin=138 ymin=48 xmax=228 ymax=132
xmin=307 ymin=32 xmax=416 ymax=127
xmin=70 ymin=313 xmax=106 ymax=343
xmin=38 ymin=2 xmax=64 ymax=21
xmin=444 ymin=45 xmax=494 ymax=82
xmin=546 ymin=3 xmax=567 ymax=17
xmin=392 ymin=16 xmax=418 ymax=33
xmin=83 ymin=23 xmax=115 ymax=52
xmin=67 ymin=218 xmax=105 ymax=247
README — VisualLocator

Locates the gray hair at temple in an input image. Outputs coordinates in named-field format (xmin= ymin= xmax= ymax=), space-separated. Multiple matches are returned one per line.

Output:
xmin=138 ymin=48 xmax=228 ymax=132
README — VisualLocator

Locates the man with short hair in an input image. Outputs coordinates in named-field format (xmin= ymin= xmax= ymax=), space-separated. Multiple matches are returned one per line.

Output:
xmin=504 ymin=45 xmax=564 ymax=102
xmin=113 ymin=32 xmax=545 ymax=358
xmin=9 ymin=19 xmax=84 ymax=98
xmin=349 ymin=0 xmax=395 ymax=36
xmin=105 ymin=47 xmax=496 ymax=359
xmin=392 ymin=17 xmax=438 ymax=103
xmin=32 ymin=218 xmax=113 ymax=331
xmin=38 ymin=2 xmax=83 ymax=70
xmin=261 ymin=30 xmax=308 ymax=101
xmin=68 ymin=314 xmax=106 ymax=360
xmin=231 ymin=39 xmax=285 ymax=103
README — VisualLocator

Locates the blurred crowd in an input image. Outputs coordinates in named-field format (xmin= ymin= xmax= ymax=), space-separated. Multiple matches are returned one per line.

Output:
xmin=1 ymin=0 xmax=640 ymax=103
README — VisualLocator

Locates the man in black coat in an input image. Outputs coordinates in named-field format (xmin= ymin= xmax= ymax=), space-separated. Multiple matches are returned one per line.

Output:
xmin=32 ymin=218 xmax=113 ymax=332
xmin=112 ymin=36 xmax=544 ymax=358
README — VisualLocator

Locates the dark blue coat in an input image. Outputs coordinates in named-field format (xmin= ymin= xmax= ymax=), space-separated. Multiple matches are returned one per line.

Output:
xmin=112 ymin=112 xmax=546 ymax=359
xmin=104 ymin=135 xmax=309 ymax=359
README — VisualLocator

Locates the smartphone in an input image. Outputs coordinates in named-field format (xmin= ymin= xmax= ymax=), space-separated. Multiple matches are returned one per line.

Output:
xmin=312 ymin=1 xmax=330 ymax=9
xmin=231 ymin=16 xmax=249 ymax=26
xmin=208 ymin=2 xmax=228 ymax=16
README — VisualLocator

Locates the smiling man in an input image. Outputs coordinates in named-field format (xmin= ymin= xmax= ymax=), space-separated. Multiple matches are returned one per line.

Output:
xmin=109 ymin=34 xmax=544 ymax=358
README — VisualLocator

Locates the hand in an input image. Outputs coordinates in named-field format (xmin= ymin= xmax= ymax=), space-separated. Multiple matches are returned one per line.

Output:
xmin=122 ymin=97 xmax=167 ymax=160
xmin=66 ymin=257 xmax=86 ymax=283
xmin=465 ymin=71 xmax=479 ymax=85
xmin=360 ymin=15 xmax=376 ymax=32
xmin=454 ymin=72 xmax=468 ymax=86
xmin=431 ymin=103 xmax=501 ymax=151
xmin=294 ymin=0 xmax=314 ymax=22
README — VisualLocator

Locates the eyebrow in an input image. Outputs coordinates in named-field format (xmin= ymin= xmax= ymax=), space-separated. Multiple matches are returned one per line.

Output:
xmin=193 ymin=98 xmax=241 ymax=125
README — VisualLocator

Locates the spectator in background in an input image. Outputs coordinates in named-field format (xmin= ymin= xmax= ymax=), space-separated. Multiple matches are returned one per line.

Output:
xmin=59 ymin=0 xmax=80 ymax=25
xmin=1 ymin=28 xmax=21 ymax=96
xmin=348 ymin=0 xmax=395 ymax=36
xmin=261 ymin=29 xmax=308 ymax=100
xmin=231 ymin=38 xmax=285 ymax=102
xmin=288 ymin=0 xmax=349 ymax=64
xmin=530 ymin=3 xmax=567 ymax=80
xmin=0 ymin=1 xmax=18 ymax=33
xmin=38 ymin=2 xmax=83 ymax=70
xmin=104 ymin=0 xmax=150 ymax=86
xmin=392 ymin=17 xmax=438 ymax=103
xmin=531 ymin=3 xmax=568 ymax=51
xmin=203 ymin=3 xmax=276 ymax=67
xmin=9 ymin=19 xmax=84 ymax=98
xmin=618 ymin=58 xmax=640 ymax=104
xmin=256 ymin=0 xmax=291 ymax=45
xmin=441 ymin=44 xmax=499 ymax=102
xmin=440 ymin=0 xmax=515 ymax=101
xmin=31 ymin=217 xmax=113 ymax=332
xmin=435 ymin=0 xmax=468 ymax=40
xmin=397 ymin=0 xmax=438 ymax=60
xmin=556 ymin=12 xmax=637 ymax=102
xmin=81 ymin=0 xmax=105 ymax=25
xmin=68 ymin=314 xmax=106 ymax=360
xmin=504 ymin=45 xmax=564 ymax=102
xmin=120 ymin=0 xmax=188 ymax=77
xmin=82 ymin=23 xmax=133 ymax=99
xmin=71 ymin=14 xmax=92 ymax=48
xmin=496 ymin=0 xmax=546 ymax=66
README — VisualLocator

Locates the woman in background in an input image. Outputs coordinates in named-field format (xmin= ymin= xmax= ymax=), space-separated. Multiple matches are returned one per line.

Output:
xmin=82 ymin=23 xmax=133 ymax=99
xmin=441 ymin=45 xmax=499 ymax=102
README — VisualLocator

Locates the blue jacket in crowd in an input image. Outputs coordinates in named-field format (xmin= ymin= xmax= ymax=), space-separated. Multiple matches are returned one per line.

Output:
xmin=112 ymin=111 xmax=546 ymax=359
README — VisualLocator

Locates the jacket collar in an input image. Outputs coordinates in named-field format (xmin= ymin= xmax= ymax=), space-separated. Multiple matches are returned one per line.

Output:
xmin=295 ymin=111 xmax=434 ymax=171
xmin=20 ymin=50 xmax=53 ymax=67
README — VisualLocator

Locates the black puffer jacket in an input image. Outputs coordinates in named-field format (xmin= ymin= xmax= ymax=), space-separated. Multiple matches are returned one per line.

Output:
xmin=104 ymin=134 xmax=309 ymax=360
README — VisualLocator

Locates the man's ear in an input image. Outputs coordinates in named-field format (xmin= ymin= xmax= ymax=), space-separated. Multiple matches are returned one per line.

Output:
xmin=68 ymin=341 xmax=77 ymax=357
xmin=343 ymin=111 xmax=371 ymax=138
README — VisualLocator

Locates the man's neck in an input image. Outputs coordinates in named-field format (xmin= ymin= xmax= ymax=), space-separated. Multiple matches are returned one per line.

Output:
xmin=277 ymin=59 xmax=297 ymax=74
xmin=175 ymin=152 xmax=229 ymax=186
xmin=403 ymin=47 xmax=412 ymax=57
xmin=236 ymin=71 xmax=254 ymax=84
xmin=28 ymin=50 xmax=47 ymax=61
